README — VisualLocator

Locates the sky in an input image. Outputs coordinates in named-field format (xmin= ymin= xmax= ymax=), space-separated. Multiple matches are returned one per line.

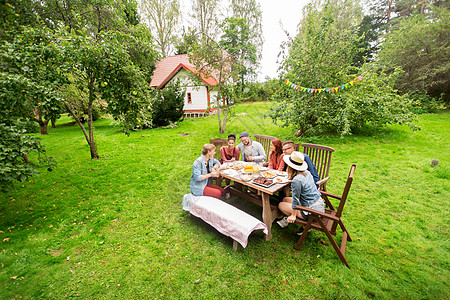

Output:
xmin=178 ymin=0 xmax=309 ymax=81
xmin=259 ymin=0 xmax=309 ymax=81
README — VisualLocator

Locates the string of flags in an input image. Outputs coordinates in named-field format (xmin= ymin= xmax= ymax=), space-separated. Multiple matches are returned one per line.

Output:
xmin=284 ymin=75 xmax=363 ymax=93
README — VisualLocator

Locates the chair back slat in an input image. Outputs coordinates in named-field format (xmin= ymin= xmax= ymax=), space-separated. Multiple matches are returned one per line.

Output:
xmin=254 ymin=135 xmax=276 ymax=158
xmin=302 ymin=143 xmax=334 ymax=190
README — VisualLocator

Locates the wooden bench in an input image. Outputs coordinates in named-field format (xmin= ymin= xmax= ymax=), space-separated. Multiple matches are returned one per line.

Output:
xmin=182 ymin=194 xmax=268 ymax=251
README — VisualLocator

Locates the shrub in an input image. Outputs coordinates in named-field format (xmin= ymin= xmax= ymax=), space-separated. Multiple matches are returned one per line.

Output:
xmin=151 ymin=81 xmax=185 ymax=127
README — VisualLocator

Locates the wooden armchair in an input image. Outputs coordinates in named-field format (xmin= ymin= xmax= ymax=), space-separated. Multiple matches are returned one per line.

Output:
xmin=293 ymin=164 xmax=356 ymax=268
xmin=302 ymin=143 xmax=334 ymax=192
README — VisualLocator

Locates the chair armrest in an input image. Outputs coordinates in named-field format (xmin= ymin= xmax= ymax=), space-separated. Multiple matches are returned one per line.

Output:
xmin=320 ymin=191 xmax=342 ymax=200
xmin=294 ymin=206 xmax=340 ymax=221
xmin=316 ymin=177 xmax=329 ymax=186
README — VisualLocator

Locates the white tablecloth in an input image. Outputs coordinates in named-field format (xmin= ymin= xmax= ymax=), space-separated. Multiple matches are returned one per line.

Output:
xmin=182 ymin=194 xmax=268 ymax=248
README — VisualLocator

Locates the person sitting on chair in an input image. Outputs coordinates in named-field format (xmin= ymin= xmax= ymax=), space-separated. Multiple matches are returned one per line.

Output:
xmin=220 ymin=134 xmax=240 ymax=164
xmin=277 ymin=151 xmax=325 ymax=235
xmin=268 ymin=138 xmax=285 ymax=171
xmin=190 ymin=144 xmax=225 ymax=199
xmin=237 ymin=132 xmax=266 ymax=163
xmin=282 ymin=141 xmax=320 ymax=185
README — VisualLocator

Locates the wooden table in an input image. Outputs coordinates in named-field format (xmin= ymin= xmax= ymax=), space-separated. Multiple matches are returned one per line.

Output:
xmin=220 ymin=168 xmax=290 ymax=241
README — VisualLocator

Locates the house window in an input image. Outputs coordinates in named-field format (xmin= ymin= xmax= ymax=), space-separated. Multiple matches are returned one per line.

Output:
xmin=187 ymin=92 xmax=192 ymax=104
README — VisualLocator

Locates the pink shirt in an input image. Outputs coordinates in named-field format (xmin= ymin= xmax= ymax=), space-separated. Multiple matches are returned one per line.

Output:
xmin=220 ymin=146 xmax=240 ymax=163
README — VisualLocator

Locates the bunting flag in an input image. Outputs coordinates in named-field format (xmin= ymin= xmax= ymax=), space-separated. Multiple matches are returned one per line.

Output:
xmin=284 ymin=75 xmax=363 ymax=93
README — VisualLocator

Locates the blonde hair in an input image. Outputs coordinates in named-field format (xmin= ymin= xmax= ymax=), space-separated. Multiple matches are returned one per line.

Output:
xmin=202 ymin=144 xmax=216 ymax=155
xmin=286 ymin=165 xmax=306 ymax=180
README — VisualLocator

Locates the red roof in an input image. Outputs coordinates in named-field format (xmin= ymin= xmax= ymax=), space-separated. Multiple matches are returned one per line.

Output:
xmin=150 ymin=54 xmax=219 ymax=89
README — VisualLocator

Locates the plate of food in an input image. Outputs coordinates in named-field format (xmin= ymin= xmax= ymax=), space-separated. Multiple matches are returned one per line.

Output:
xmin=274 ymin=177 xmax=290 ymax=184
xmin=261 ymin=171 xmax=276 ymax=179
xmin=221 ymin=169 xmax=237 ymax=176
xmin=253 ymin=176 xmax=274 ymax=187
xmin=232 ymin=163 xmax=244 ymax=170
xmin=240 ymin=173 xmax=253 ymax=182
xmin=275 ymin=170 xmax=287 ymax=176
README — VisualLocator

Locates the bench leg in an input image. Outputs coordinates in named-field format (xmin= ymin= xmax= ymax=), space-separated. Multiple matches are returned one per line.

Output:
xmin=233 ymin=240 xmax=238 ymax=252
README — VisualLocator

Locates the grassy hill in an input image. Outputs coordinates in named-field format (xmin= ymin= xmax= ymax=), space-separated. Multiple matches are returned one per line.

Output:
xmin=1 ymin=102 xmax=449 ymax=298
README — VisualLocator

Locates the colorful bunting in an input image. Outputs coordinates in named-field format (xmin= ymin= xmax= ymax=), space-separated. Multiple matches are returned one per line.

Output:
xmin=284 ymin=75 xmax=363 ymax=93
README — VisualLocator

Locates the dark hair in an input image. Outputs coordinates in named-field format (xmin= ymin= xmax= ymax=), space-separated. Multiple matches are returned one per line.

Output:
xmin=227 ymin=134 xmax=236 ymax=141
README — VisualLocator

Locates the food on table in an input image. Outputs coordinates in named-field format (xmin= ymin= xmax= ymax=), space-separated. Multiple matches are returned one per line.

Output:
xmin=261 ymin=171 xmax=276 ymax=178
xmin=244 ymin=165 xmax=253 ymax=173
xmin=276 ymin=177 xmax=283 ymax=182
xmin=253 ymin=176 xmax=273 ymax=186
xmin=233 ymin=164 xmax=244 ymax=170
xmin=240 ymin=174 xmax=253 ymax=182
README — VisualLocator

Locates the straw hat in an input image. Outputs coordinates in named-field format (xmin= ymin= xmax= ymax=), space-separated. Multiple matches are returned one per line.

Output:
xmin=283 ymin=151 xmax=308 ymax=171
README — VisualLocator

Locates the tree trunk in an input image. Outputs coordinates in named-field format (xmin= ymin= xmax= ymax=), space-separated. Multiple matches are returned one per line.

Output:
xmin=51 ymin=119 xmax=56 ymax=128
xmin=87 ymin=78 xmax=99 ymax=159
xmin=39 ymin=121 xmax=48 ymax=135
xmin=64 ymin=100 xmax=99 ymax=160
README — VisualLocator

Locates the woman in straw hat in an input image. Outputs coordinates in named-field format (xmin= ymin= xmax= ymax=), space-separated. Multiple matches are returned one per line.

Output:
xmin=277 ymin=151 xmax=325 ymax=234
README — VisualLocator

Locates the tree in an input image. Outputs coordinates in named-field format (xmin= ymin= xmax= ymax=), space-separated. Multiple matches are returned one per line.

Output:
xmin=189 ymin=34 xmax=236 ymax=134
xmin=138 ymin=0 xmax=180 ymax=56
xmin=229 ymin=0 xmax=263 ymax=82
xmin=378 ymin=5 xmax=450 ymax=102
xmin=190 ymin=0 xmax=222 ymax=39
xmin=0 ymin=27 xmax=67 ymax=135
xmin=272 ymin=0 xmax=417 ymax=136
xmin=61 ymin=29 xmax=157 ymax=159
xmin=220 ymin=17 xmax=257 ymax=93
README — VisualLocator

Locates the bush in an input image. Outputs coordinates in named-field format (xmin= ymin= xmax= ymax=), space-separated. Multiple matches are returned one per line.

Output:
xmin=151 ymin=81 xmax=185 ymax=127
xmin=409 ymin=93 xmax=445 ymax=114
xmin=271 ymin=66 xmax=419 ymax=136
xmin=15 ymin=118 xmax=39 ymax=133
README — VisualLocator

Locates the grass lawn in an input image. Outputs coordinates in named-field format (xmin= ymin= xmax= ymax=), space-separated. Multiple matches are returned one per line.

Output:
xmin=1 ymin=102 xmax=449 ymax=299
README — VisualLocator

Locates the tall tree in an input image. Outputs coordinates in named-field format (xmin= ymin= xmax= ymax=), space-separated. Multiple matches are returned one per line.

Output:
xmin=138 ymin=0 xmax=180 ymax=56
xmin=378 ymin=5 xmax=450 ymax=102
xmin=189 ymin=35 xmax=237 ymax=134
xmin=190 ymin=0 xmax=222 ymax=39
xmin=229 ymin=0 xmax=263 ymax=81
xmin=220 ymin=17 xmax=257 ymax=92
xmin=272 ymin=0 xmax=417 ymax=136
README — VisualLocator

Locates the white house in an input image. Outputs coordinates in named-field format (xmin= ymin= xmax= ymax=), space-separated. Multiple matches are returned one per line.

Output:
xmin=150 ymin=54 xmax=227 ymax=118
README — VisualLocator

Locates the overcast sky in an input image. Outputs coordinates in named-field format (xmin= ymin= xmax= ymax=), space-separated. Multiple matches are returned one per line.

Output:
xmin=178 ymin=0 xmax=309 ymax=81
xmin=259 ymin=0 xmax=308 ymax=81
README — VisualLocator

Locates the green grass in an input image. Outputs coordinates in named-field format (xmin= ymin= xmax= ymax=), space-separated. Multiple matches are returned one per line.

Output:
xmin=1 ymin=103 xmax=449 ymax=299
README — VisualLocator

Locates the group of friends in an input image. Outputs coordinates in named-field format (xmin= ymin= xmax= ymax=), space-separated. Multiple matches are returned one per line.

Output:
xmin=189 ymin=132 xmax=325 ymax=235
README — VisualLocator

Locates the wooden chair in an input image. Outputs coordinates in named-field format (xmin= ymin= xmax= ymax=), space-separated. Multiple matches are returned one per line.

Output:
xmin=302 ymin=143 xmax=334 ymax=192
xmin=210 ymin=138 xmax=228 ymax=161
xmin=293 ymin=164 xmax=356 ymax=268
xmin=254 ymin=134 xmax=276 ymax=158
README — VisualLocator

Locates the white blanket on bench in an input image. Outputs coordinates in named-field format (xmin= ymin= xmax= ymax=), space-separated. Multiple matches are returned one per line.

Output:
xmin=182 ymin=194 xmax=268 ymax=248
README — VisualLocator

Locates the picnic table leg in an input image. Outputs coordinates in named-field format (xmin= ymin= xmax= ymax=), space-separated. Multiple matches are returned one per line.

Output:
xmin=261 ymin=193 xmax=273 ymax=241
xmin=233 ymin=240 xmax=238 ymax=252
